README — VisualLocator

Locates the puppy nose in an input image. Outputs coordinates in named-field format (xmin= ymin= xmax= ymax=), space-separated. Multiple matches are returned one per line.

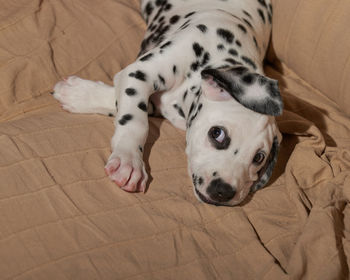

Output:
xmin=207 ymin=178 xmax=236 ymax=202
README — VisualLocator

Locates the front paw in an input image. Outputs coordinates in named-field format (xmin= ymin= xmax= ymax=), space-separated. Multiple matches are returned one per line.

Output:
xmin=104 ymin=153 xmax=148 ymax=193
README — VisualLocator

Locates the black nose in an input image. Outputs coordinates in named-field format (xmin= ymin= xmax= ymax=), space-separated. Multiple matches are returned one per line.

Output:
xmin=207 ymin=178 xmax=236 ymax=202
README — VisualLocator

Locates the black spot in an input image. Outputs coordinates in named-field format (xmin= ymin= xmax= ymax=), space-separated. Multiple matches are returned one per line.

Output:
xmin=185 ymin=11 xmax=196 ymax=18
xmin=180 ymin=20 xmax=190 ymax=30
xmin=191 ymin=61 xmax=200 ymax=72
xmin=178 ymin=108 xmax=185 ymax=118
xmin=129 ymin=71 xmax=147 ymax=81
xmin=150 ymin=23 xmax=157 ymax=32
xmin=155 ymin=0 xmax=166 ymax=6
xmin=198 ymin=177 xmax=203 ymax=185
xmin=164 ymin=3 xmax=172 ymax=11
xmin=187 ymin=72 xmax=192 ymax=78
xmin=236 ymin=40 xmax=242 ymax=47
xmin=158 ymin=16 xmax=165 ymax=23
xmin=243 ymin=18 xmax=253 ymax=29
xmin=196 ymin=24 xmax=208 ymax=33
xmin=243 ymin=10 xmax=252 ymax=19
xmin=217 ymin=64 xmax=230 ymax=70
xmin=145 ymin=2 xmax=154 ymax=16
xmin=160 ymin=41 xmax=172 ymax=49
xmin=153 ymin=5 xmax=164 ymax=21
xmin=170 ymin=15 xmax=180 ymax=24
xmin=155 ymin=35 xmax=165 ymax=45
xmin=118 ymin=114 xmax=133 ymax=125
xmin=138 ymin=101 xmax=148 ymax=112
xmin=269 ymin=3 xmax=273 ymax=13
xmin=241 ymin=56 xmax=257 ymax=69
xmin=192 ymin=174 xmax=198 ymax=186
xmin=193 ymin=42 xmax=203 ymax=57
xmin=181 ymin=23 xmax=190 ymax=30
xmin=152 ymin=24 xmax=165 ymax=42
xmin=139 ymin=145 xmax=143 ymax=152
xmin=125 ymin=88 xmax=137 ymax=96
xmin=153 ymin=81 xmax=159 ymax=91
xmin=108 ymin=113 xmax=114 ymax=117
xmin=212 ymin=172 xmax=217 ymax=176
xmin=173 ymin=65 xmax=177 ymax=74
xmin=156 ymin=24 xmax=170 ymax=38
xmin=268 ymin=12 xmax=272 ymax=24
xmin=201 ymin=52 xmax=210 ymax=66
xmin=195 ymin=89 xmax=201 ymax=97
xmin=140 ymin=39 xmax=148 ymax=54
xmin=217 ymin=44 xmax=225 ymax=51
xmin=188 ymin=112 xmax=198 ymax=128
xmin=189 ymin=102 xmax=195 ymax=115
xmin=153 ymin=21 xmax=164 ymax=34
xmin=225 ymin=58 xmax=239 ymax=65
xmin=188 ymin=103 xmax=203 ymax=127
xmin=183 ymin=90 xmax=188 ymax=101
xmin=140 ymin=53 xmax=153 ymax=61
xmin=232 ymin=66 xmax=249 ymax=75
xmin=115 ymin=100 xmax=118 ymax=108
xmin=234 ymin=149 xmax=239 ymax=155
xmin=173 ymin=104 xmax=185 ymax=118
xmin=241 ymin=73 xmax=256 ymax=85
xmin=158 ymin=74 xmax=166 ymax=85
xmin=257 ymin=0 xmax=267 ymax=9
xmin=217 ymin=28 xmax=234 ymax=44
xmin=258 ymin=9 xmax=266 ymax=23
xmin=190 ymin=86 xmax=197 ymax=91
xmin=237 ymin=24 xmax=247 ymax=33
xmin=253 ymin=36 xmax=258 ymax=49
xmin=228 ymin=48 xmax=238 ymax=56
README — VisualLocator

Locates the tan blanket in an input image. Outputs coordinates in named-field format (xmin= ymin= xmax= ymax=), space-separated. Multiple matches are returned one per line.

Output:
xmin=0 ymin=0 xmax=349 ymax=279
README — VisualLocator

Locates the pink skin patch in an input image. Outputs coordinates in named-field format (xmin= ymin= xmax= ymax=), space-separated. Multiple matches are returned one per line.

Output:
xmin=104 ymin=158 xmax=146 ymax=193
xmin=202 ymin=76 xmax=231 ymax=101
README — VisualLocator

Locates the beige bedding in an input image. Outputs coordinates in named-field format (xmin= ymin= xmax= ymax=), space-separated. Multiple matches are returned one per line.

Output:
xmin=0 ymin=0 xmax=349 ymax=279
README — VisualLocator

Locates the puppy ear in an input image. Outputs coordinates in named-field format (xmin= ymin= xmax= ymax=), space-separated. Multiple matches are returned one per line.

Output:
xmin=201 ymin=67 xmax=283 ymax=116
xmin=250 ymin=136 xmax=279 ymax=192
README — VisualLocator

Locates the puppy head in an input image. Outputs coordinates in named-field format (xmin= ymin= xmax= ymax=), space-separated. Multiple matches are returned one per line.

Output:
xmin=185 ymin=66 xmax=283 ymax=206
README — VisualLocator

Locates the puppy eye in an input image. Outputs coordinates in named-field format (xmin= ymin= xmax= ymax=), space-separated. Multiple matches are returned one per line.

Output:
xmin=209 ymin=126 xmax=226 ymax=143
xmin=253 ymin=152 xmax=265 ymax=165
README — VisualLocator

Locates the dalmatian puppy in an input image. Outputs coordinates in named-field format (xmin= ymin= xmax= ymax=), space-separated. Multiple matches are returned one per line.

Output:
xmin=52 ymin=0 xmax=283 ymax=206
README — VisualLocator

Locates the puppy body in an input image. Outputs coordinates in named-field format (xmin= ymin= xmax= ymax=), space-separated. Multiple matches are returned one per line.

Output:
xmin=53 ymin=0 xmax=282 ymax=206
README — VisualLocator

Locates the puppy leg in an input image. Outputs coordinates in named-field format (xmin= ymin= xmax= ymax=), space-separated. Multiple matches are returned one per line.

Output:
xmin=105 ymin=51 xmax=181 ymax=192
xmin=52 ymin=76 xmax=118 ymax=116
xmin=105 ymin=63 xmax=155 ymax=193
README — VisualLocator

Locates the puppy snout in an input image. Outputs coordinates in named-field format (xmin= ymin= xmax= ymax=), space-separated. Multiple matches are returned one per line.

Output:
xmin=207 ymin=178 xmax=236 ymax=202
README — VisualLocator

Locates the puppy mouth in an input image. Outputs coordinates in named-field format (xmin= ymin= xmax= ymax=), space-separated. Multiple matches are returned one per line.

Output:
xmin=194 ymin=187 xmax=222 ymax=206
